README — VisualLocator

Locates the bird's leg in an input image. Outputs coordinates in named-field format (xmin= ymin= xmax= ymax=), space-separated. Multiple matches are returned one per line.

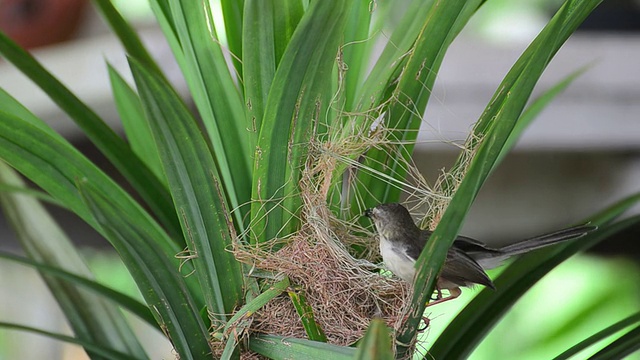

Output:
xmin=418 ymin=317 xmax=431 ymax=332
xmin=426 ymin=287 xmax=462 ymax=307
xmin=428 ymin=286 xmax=445 ymax=302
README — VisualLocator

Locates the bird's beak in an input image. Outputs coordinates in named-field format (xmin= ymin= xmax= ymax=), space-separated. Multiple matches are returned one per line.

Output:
xmin=363 ymin=208 xmax=373 ymax=218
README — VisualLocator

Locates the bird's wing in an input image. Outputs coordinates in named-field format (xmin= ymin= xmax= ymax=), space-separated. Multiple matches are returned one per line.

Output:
xmin=405 ymin=236 xmax=424 ymax=262
xmin=440 ymin=247 xmax=495 ymax=289
xmin=453 ymin=235 xmax=501 ymax=254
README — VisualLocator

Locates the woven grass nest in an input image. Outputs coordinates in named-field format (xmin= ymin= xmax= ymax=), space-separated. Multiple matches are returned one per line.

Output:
xmin=227 ymin=138 xmax=424 ymax=356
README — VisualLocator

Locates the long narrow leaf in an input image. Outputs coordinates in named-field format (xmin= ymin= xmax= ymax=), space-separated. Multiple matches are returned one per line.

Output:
xmin=92 ymin=0 xmax=164 ymax=76
xmin=221 ymin=0 xmax=245 ymax=76
xmin=0 ymin=322 xmax=138 ymax=360
xmin=218 ymin=277 xmax=290 ymax=357
xmin=222 ymin=277 xmax=290 ymax=336
xmin=428 ymin=214 xmax=640 ymax=359
xmin=554 ymin=312 xmax=640 ymax=360
xmin=129 ymin=58 xmax=244 ymax=324
xmin=250 ymin=0 xmax=351 ymax=243
xmin=495 ymin=65 xmax=590 ymax=166
xmin=167 ymin=0 xmax=252 ymax=222
xmin=342 ymin=0 xmax=374 ymax=111
xmin=589 ymin=325 xmax=640 ymax=360
xmin=0 ymin=184 xmax=62 ymax=207
xmin=0 ymin=31 xmax=180 ymax=240
xmin=248 ymin=334 xmax=356 ymax=360
xmin=0 ymin=88 xmax=59 ymax=136
xmin=0 ymin=111 xmax=181 ymax=255
xmin=288 ymin=287 xmax=327 ymax=342
xmin=354 ymin=319 xmax=394 ymax=360
xmin=397 ymin=2 xmax=593 ymax=355
xmin=78 ymin=181 xmax=212 ymax=359
xmin=355 ymin=0 xmax=436 ymax=106
xmin=448 ymin=0 xmax=602 ymax=178
xmin=272 ymin=0 xmax=304 ymax=65
xmin=108 ymin=65 xmax=165 ymax=182
xmin=242 ymin=0 xmax=277 ymax=132
xmin=353 ymin=0 xmax=482 ymax=213
xmin=0 ymin=163 xmax=148 ymax=359
xmin=0 ymin=251 xmax=156 ymax=328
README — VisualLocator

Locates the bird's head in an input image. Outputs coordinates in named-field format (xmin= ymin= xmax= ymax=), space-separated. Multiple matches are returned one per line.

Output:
xmin=364 ymin=203 xmax=418 ymax=240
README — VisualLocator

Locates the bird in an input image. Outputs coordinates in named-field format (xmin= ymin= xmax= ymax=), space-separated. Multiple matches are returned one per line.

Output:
xmin=364 ymin=202 xmax=596 ymax=305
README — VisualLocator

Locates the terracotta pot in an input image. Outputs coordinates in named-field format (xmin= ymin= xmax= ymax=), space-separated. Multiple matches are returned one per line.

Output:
xmin=0 ymin=0 xmax=88 ymax=49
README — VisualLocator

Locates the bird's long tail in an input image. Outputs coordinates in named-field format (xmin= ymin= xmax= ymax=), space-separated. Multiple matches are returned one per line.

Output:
xmin=499 ymin=224 xmax=596 ymax=256
xmin=475 ymin=224 xmax=596 ymax=270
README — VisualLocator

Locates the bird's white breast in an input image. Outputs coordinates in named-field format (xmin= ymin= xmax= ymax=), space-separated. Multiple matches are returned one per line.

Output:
xmin=379 ymin=236 xmax=416 ymax=283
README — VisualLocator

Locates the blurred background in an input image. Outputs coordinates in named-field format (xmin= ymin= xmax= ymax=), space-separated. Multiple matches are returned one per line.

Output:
xmin=0 ymin=0 xmax=638 ymax=359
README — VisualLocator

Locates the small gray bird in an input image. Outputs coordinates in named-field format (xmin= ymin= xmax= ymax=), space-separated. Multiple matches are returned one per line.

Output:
xmin=364 ymin=203 xmax=595 ymax=305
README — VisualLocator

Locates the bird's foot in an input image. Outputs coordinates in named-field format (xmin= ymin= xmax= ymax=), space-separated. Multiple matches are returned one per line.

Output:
xmin=426 ymin=287 xmax=462 ymax=307
xmin=418 ymin=316 xmax=430 ymax=332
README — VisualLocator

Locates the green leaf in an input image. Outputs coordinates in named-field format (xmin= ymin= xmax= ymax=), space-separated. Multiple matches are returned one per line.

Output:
xmin=448 ymin=0 xmax=602 ymax=180
xmin=288 ymin=287 xmax=327 ymax=342
xmin=428 ymin=215 xmax=640 ymax=359
xmin=221 ymin=0 xmax=245 ymax=76
xmin=218 ymin=277 xmax=290 ymax=357
xmin=148 ymin=0 xmax=185 ymax=71
xmin=166 ymin=0 xmax=252 ymax=222
xmin=356 ymin=0 xmax=436 ymax=106
xmin=108 ymin=65 xmax=165 ymax=182
xmin=589 ymin=325 xmax=640 ymax=360
xmin=78 ymin=180 xmax=212 ymax=359
xmin=222 ymin=277 xmax=289 ymax=335
xmin=0 ymin=31 xmax=180 ymax=241
xmin=0 ymin=251 xmax=156 ymax=328
xmin=0 ymin=322 xmax=139 ymax=360
xmin=0 ymin=163 xmax=148 ymax=359
xmin=242 ymin=0 xmax=277 ymax=132
xmin=0 ymin=88 xmax=59 ymax=136
xmin=352 ymin=0 xmax=482 ymax=214
xmin=92 ymin=0 xmax=164 ymax=76
xmin=397 ymin=1 xmax=601 ymax=355
xmin=129 ymin=58 xmax=244 ymax=324
xmin=0 ymin=112 xmax=179 ymax=252
xmin=0 ymin=183 xmax=63 ymax=207
xmin=150 ymin=0 xmax=178 ymax=41
xmin=251 ymin=0 xmax=351 ymax=243
xmin=272 ymin=0 xmax=304 ymax=65
xmin=553 ymin=312 xmax=640 ymax=360
xmin=495 ymin=65 xmax=590 ymax=166
xmin=354 ymin=319 xmax=394 ymax=360
xmin=342 ymin=0 xmax=374 ymax=111
xmin=249 ymin=335 xmax=356 ymax=360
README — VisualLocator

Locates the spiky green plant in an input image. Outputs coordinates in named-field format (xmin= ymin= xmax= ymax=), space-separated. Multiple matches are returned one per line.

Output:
xmin=1 ymin=0 xmax=639 ymax=359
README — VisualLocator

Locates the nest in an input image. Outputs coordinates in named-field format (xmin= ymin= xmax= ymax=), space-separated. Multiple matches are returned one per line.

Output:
xmin=224 ymin=137 xmax=418 ymax=355
xmin=247 ymin=216 xmax=411 ymax=345
xmin=217 ymin=115 xmax=479 ymax=356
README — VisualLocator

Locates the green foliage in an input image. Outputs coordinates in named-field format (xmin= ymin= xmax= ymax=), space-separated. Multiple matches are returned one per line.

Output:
xmin=354 ymin=319 xmax=394 ymax=360
xmin=0 ymin=0 xmax=638 ymax=359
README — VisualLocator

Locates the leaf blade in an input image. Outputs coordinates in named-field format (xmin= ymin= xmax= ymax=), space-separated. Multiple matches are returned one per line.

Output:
xmin=108 ymin=65 xmax=165 ymax=182
xmin=0 ymin=163 xmax=148 ymax=359
xmin=79 ymin=181 xmax=212 ymax=359
xmin=129 ymin=58 xmax=244 ymax=324
xmin=0 ymin=31 xmax=181 ymax=241
xmin=250 ymin=0 xmax=351 ymax=243
xmin=354 ymin=319 xmax=394 ymax=360
xmin=397 ymin=1 xmax=602 ymax=355
xmin=0 ymin=322 xmax=139 ymax=360
xmin=167 ymin=0 xmax=252 ymax=220
xmin=553 ymin=312 xmax=640 ymax=360
xmin=248 ymin=335 xmax=356 ymax=360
